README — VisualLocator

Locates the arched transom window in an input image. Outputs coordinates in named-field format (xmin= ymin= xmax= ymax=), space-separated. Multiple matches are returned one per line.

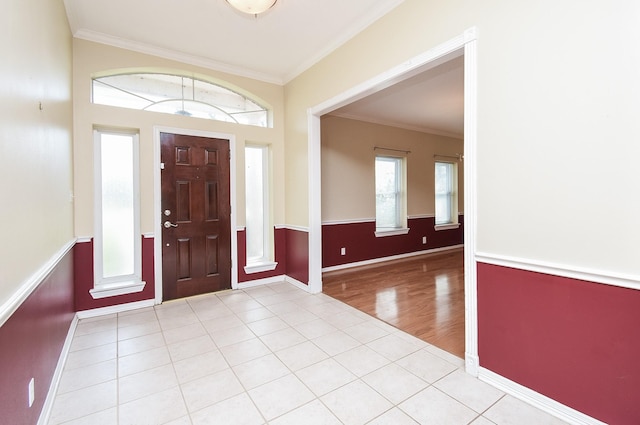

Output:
xmin=92 ymin=73 xmax=270 ymax=127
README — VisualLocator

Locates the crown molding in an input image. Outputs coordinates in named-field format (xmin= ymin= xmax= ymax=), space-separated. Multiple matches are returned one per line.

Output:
xmin=329 ymin=111 xmax=463 ymax=139
xmin=283 ymin=0 xmax=406 ymax=84
xmin=73 ymin=29 xmax=285 ymax=85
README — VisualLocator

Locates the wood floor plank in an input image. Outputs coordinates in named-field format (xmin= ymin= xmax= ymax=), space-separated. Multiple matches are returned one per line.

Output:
xmin=322 ymin=249 xmax=465 ymax=358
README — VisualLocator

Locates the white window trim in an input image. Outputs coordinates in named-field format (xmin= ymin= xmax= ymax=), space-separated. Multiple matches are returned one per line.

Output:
xmin=434 ymin=223 xmax=461 ymax=231
xmin=92 ymin=129 xmax=145 ymax=299
xmin=375 ymin=228 xmax=411 ymax=237
xmin=435 ymin=161 xmax=459 ymax=227
xmin=245 ymin=144 xmax=275 ymax=269
xmin=375 ymin=155 xmax=408 ymax=233
xmin=244 ymin=261 xmax=278 ymax=274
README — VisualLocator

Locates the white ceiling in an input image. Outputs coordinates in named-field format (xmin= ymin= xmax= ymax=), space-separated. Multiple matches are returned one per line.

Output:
xmin=63 ymin=0 xmax=463 ymax=138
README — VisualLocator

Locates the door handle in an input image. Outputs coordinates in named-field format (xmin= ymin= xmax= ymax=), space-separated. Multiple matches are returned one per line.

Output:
xmin=164 ymin=221 xmax=178 ymax=228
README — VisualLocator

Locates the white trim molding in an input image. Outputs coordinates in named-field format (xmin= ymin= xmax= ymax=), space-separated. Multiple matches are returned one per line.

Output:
xmin=237 ymin=275 xmax=286 ymax=289
xmin=408 ymin=214 xmax=436 ymax=220
xmin=89 ymin=279 xmax=146 ymax=299
xmin=323 ymin=245 xmax=464 ymax=273
xmin=322 ymin=218 xmax=376 ymax=225
xmin=375 ymin=228 xmax=410 ymax=237
xmin=0 ymin=238 xmax=76 ymax=327
xmin=283 ymin=224 xmax=309 ymax=233
xmin=476 ymin=252 xmax=640 ymax=291
xmin=243 ymin=262 xmax=278 ymax=274
xmin=479 ymin=368 xmax=606 ymax=425
xmin=285 ymin=275 xmax=315 ymax=293
xmin=434 ymin=223 xmax=461 ymax=231
xmin=308 ymin=28 xmax=479 ymax=376
xmin=76 ymin=299 xmax=157 ymax=319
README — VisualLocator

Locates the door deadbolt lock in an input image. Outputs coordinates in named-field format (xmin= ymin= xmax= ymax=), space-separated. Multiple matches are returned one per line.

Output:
xmin=164 ymin=209 xmax=171 ymax=216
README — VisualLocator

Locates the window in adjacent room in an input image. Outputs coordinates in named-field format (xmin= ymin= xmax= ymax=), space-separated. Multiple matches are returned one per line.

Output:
xmin=92 ymin=73 xmax=270 ymax=128
xmin=435 ymin=161 xmax=459 ymax=229
xmin=244 ymin=144 xmax=277 ymax=273
xmin=375 ymin=155 xmax=408 ymax=236
xmin=91 ymin=129 xmax=145 ymax=298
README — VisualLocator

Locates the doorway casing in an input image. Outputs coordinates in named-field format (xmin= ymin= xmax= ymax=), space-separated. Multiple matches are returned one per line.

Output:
xmin=307 ymin=28 xmax=479 ymax=375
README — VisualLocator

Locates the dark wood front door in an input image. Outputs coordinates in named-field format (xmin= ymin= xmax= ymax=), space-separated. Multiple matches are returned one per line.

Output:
xmin=160 ymin=132 xmax=231 ymax=300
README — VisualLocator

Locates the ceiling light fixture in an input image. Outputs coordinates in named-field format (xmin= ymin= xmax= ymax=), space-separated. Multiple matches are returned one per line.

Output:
xmin=225 ymin=0 xmax=277 ymax=16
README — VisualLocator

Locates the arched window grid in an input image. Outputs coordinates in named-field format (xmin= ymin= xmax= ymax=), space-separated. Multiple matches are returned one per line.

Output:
xmin=92 ymin=72 xmax=271 ymax=128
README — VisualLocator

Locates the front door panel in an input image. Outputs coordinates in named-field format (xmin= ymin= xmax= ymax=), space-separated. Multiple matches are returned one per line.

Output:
xmin=161 ymin=133 xmax=231 ymax=300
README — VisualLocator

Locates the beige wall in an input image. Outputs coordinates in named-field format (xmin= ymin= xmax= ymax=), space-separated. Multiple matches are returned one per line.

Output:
xmin=0 ymin=0 xmax=74 ymax=308
xmin=321 ymin=115 xmax=463 ymax=222
xmin=72 ymin=39 xmax=286 ymax=237
xmin=286 ymin=0 xmax=640 ymax=276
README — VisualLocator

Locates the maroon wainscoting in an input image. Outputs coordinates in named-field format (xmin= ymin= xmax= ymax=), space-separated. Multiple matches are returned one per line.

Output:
xmin=322 ymin=216 xmax=463 ymax=268
xmin=285 ymin=228 xmax=309 ymax=285
xmin=0 ymin=248 xmax=75 ymax=425
xmin=74 ymin=237 xmax=155 ymax=311
xmin=237 ymin=228 xmax=287 ymax=283
xmin=477 ymin=262 xmax=640 ymax=425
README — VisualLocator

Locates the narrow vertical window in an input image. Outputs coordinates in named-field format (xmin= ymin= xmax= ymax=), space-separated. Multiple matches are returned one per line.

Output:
xmin=435 ymin=161 xmax=458 ymax=226
xmin=92 ymin=130 xmax=144 ymax=298
xmin=244 ymin=145 xmax=277 ymax=273
xmin=375 ymin=155 xmax=408 ymax=236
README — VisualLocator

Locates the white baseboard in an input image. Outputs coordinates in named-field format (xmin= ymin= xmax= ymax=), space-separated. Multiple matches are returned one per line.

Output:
xmin=322 ymin=244 xmax=464 ymax=273
xmin=37 ymin=314 xmax=78 ymax=425
xmin=478 ymin=367 xmax=606 ymax=425
xmin=285 ymin=275 xmax=314 ymax=292
xmin=76 ymin=298 xmax=157 ymax=319
xmin=465 ymin=352 xmax=480 ymax=377
xmin=237 ymin=275 xmax=286 ymax=289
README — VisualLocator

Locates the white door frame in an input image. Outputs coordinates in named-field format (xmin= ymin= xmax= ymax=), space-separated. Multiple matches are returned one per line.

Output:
xmin=307 ymin=28 xmax=479 ymax=375
xmin=153 ymin=126 xmax=238 ymax=304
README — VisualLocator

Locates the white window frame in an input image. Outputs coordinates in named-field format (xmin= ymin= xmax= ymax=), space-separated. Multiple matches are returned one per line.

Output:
xmin=375 ymin=155 xmax=409 ymax=237
xmin=91 ymin=129 xmax=145 ymax=299
xmin=435 ymin=161 xmax=460 ymax=230
xmin=244 ymin=144 xmax=277 ymax=274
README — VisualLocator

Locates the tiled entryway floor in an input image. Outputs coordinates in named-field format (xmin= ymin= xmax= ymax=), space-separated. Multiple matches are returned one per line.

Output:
xmin=48 ymin=282 xmax=568 ymax=425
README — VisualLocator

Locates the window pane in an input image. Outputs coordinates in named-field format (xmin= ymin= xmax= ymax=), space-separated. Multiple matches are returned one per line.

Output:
xmin=100 ymin=134 xmax=135 ymax=278
xmin=376 ymin=157 xmax=401 ymax=229
xmin=435 ymin=162 xmax=453 ymax=224
xmin=92 ymin=73 xmax=270 ymax=128
xmin=245 ymin=146 xmax=265 ymax=261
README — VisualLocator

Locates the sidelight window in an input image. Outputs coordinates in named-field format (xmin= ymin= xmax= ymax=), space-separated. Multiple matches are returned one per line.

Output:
xmin=92 ymin=129 xmax=145 ymax=298
xmin=244 ymin=145 xmax=277 ymax=273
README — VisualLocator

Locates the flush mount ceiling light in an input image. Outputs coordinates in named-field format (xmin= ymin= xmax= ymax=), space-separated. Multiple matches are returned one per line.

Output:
xmin=225 ymin=0 xmax=277 ymax=16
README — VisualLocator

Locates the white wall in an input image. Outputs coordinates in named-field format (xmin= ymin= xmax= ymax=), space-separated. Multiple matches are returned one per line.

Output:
xmin=286 ymin=0 xmax=640 ymax=277
xmin=0 ymin=0 xmax=74 ymax=309
xmin=321 ymin=115 xmax=464 ymax=221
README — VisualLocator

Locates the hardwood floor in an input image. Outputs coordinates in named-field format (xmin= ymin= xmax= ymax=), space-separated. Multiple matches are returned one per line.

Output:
xmin=322 ymin=248 xmax=465 ymax=358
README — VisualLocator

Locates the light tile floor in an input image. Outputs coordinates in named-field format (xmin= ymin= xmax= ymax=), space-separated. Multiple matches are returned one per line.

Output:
xmin=48 ymin=282 xmax=568 ymax=425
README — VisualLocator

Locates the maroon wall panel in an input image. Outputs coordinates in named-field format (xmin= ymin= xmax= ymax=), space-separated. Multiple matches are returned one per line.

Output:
xmin=477 ymin=262 xmax=640 ymax=425
xmin=237 ymin=228 xmax=287 ymax=283
xmin=0 ymin=249 xmax=75 ymax=425
xmin=322 ymin=216 xmax=463 ymax=268
xmin=285 ymin=228 xmax=309 ymax=284
xmin=74 ymin=237 xmax=155 ymax=311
